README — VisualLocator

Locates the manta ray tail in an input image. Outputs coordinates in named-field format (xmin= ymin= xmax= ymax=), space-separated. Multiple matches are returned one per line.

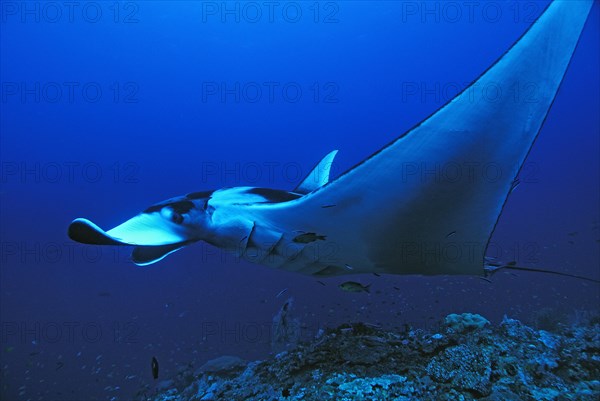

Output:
xmin=484 ymin=264 xmax=600 ymax=284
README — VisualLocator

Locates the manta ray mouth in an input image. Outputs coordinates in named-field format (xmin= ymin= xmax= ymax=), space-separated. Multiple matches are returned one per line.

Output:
xmin=68 ymin=214 xmax=191 ymax=247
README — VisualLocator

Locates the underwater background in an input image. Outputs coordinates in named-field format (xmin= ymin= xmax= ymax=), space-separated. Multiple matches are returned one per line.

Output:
xmin=1 ymin=1 xmax=598 ymax=400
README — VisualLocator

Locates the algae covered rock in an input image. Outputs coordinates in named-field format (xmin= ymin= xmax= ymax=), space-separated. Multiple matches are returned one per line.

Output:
xmin=427 ymin=344 xmax=492 ymax=396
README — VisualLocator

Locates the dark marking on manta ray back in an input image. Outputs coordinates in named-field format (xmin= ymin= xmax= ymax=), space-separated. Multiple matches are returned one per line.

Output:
xmin=144 ymin=201 xmax=173 ymax=213
xmin=144 ymin=205 xmax=162 ymax=213
xmin=170 ymin=200 xmax=195 ymax=214
xmin=247 ymin=188 xmax=302 ymax=203
xmin=186 ymin=191 xmax=213 ymax=200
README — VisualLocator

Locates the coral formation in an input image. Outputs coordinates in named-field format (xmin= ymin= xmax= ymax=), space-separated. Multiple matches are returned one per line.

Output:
xmin=146 ymin=314 xmax=600 ymax=401
xmin=444 ymin=313 xmax=490 ymax=333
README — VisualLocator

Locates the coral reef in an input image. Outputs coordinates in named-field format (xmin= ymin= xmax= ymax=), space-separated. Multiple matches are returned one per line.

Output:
xmin=145 ymin=314 xmax=600 ymax=401
xmin=444 ymin=313 xmax=490 ymax=333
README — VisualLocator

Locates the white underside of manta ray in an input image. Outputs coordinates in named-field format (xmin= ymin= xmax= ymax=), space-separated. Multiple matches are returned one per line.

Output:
xmin=69 ymin=0 xmax=594 ymax=277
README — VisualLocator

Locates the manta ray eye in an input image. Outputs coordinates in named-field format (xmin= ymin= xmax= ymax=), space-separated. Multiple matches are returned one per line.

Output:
xmin=171 ymin=212 xmax=184 ymax=224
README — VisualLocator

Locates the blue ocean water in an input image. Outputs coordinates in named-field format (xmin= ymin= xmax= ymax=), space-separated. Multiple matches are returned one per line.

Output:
xmin=0 ymin=1 xmax=598 ymax=400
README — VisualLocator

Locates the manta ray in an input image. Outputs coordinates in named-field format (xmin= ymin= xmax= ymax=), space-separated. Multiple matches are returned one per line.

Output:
xmin=69 ymin=1 xmax=595 ymax=278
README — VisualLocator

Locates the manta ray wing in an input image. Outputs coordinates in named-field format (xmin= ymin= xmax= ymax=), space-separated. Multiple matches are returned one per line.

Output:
xmin=251 ymin=0 xmax=594 ymax=277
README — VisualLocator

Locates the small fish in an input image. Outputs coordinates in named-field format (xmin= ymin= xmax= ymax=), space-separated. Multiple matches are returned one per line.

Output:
xmin=151 ymin=357 xmax=159 ymax=380
xmin=339 ymin=281 xmax=371 ymax=293
xmin=393 ymin=286 xmax=400 ymax=291
xmin=316 ymin=280 xmax=326 ymax=286
xmin=293 ymin=232 xmax=326 ymax=244
xmin=275 ymin=288 xmax=288 ymax=298
xmin=567 ymin=231 xmax=578 ymax=236
xmin=344 ymin=264 xmax=354 ymax=270
xmin=56 ymin=362 xmax=64 ymax=371
xmin=372 ymin=272 xmax=381 ymax=277
xmin=479 ymin=276 xmax=493 ymax=283
xmin=446 ymin=231 xmax=457 ymax=238
xmin=321 ymin=204 xmax=337 ymax=208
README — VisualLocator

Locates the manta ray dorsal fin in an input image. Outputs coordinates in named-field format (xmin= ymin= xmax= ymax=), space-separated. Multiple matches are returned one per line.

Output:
xmin=294 ymin=150 xmax=339 ymax=194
